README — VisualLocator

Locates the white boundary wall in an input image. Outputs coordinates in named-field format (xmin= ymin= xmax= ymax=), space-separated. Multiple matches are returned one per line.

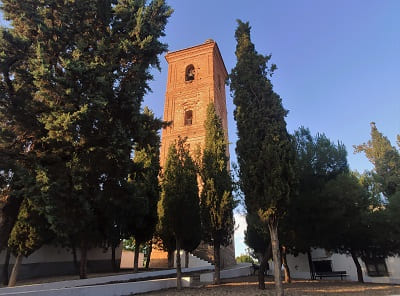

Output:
xmin=0 ymin=245 xmax=122 ymax=265
xmin=0 ymin=265 xmax=213 ymax=295
xmin=200 ymin=263 xmax=251 ymax=282
xmin=0 ymin=277 xmax=191 ymax=296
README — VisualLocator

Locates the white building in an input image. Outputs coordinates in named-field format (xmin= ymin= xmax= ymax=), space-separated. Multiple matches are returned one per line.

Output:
xmin=272 ymin=248 xmax=400 ymax=284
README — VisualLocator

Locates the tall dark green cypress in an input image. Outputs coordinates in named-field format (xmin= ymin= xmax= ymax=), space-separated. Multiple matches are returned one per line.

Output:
xmin=230 ymin=20 xmax=296 ymax=296
xmin=159 ymin=137 xmax=200 ymax=290
xmin=7 ymin=195 xmax=53 ymax=286
xmin=0 ymin=0 xmax=172 ymax=280
xmin=130 ymin=107 xmax=162 ymax=273
xmin=199 ymin=103 xmax=234 ymax=284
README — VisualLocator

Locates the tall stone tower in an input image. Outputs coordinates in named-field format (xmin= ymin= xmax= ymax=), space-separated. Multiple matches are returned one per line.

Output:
xmin=160 ymin=39 xmax=229 ymax=169
xmin=159 ymin=40 xmax=235 ymax=267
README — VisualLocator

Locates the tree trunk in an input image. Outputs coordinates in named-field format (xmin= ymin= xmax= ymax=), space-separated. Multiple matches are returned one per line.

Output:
xmin=351 ymin=250 xmax=364 ymax=283
xmin=72 ymin=246 xmax=79 ymax=273
xmin=185 ymin=250 xmax=189 ymax=268
xmin=258 ymin=254 xmax=268 ymax=289
xmin=175 ymin=238 xmax=182 ymax=290
xmin=268 ymin=218 xmax=284 ymax=296
xmin=79 ymin=242 xmax=88 ymax=279
xmin=111 ymin=244 xmax=118 ymax=272
xmin=307 ymin=249 xmax=315 ymax=280
xmin=281 ymin=245 xmax=291 ymax=283
xmin=8 ymin=253 xmax=22 ymax=287
xmin=257 ymin=241 xmax=272 ymax=290
xmin=1 ymin=248 xmax=11 ymax=286
xmin=134 ymin=243 xmax=140 ymax=273
xmin=167 ymin=249 xmax=174 ymax=269
xmin=145 ymin=240 xmax=152 ymax=269
xmin=213 ymin=243 xmax=221 ymax=284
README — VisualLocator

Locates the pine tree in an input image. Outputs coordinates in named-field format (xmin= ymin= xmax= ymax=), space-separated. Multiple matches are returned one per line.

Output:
xmin=0 ymin=0 xmax=172 ymax=279
xmin=355 ymin=123 xmax=400 ymax=257
xmin=199 ymin=103 xmax=234 ymax=284
xmin=159 ymin=137 xmax=200 ymax=290
xmin=230 ymin=20 xmax=296 ymax=296
xmin=286 ymin=127 xmax=348 ymax=279
xmin=354 ymin=122 xmax=400 ymax=198
xmin=318 ymin=172 xmax=370 ymax=283
xmin=286 ymin=127 xmax=392 ymax=283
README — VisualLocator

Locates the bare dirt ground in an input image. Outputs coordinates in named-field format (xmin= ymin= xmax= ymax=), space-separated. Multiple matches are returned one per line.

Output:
xmin=4 ymin=272 xmax=400 ymax=295
xmin=139 ymin=276 xmax=400 ymax=296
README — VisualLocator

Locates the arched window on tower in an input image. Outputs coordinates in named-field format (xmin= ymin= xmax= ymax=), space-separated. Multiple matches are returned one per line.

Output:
xmin=185 ymin=64 xmax=195 ymax=81
xmin=184 ymin=110 xmax=193 ymax=125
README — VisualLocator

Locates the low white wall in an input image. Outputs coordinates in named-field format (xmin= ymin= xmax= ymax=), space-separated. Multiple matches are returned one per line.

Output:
xmin=0 ymin=245 xmax=122 ymax=265
xmin=0 ymin=265 xmax=214 ymax=295
xmin=200 ymin=263 xmax=251 ymax=282
xmin=0 ymin=277 xmax=191 ymax=296
xmin=383 ymin=256 xmax=400 ymax=284
xmin=0 ymin=245 xmax=123 ymax=280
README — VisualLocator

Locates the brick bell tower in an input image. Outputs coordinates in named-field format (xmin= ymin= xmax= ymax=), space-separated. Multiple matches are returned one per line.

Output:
xmin=160 ymin=39 xmax=229 ymax=168
xmin=159 ymin=39 xmax=236 ymax=268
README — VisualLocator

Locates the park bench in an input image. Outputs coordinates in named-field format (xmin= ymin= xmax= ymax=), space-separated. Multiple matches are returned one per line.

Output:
xmin=315 ymin=271 xmax=347 ymax=280
xmin=252 ymin=263 xmax=259 ymax=275
xmin=251 ymin=263 xmax=269 ymax=275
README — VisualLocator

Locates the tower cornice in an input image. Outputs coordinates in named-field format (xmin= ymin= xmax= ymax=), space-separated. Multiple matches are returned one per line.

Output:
xmin=165 ymin=40 xmax=228 ymax=77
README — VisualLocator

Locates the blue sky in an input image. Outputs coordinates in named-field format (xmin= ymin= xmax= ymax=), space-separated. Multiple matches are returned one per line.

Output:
xmin=2 ymin=1 xmax=399 ymax=257
xmin=143 ymin=0 xmax=400 ymax=256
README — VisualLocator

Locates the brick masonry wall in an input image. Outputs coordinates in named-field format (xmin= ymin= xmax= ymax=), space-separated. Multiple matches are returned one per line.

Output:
xmin=153 ymin=40 xmax=235 ymax=269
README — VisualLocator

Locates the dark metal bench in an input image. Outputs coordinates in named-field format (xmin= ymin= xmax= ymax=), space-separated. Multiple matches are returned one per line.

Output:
xmin=251 ymin=263 xmax=259 ymax=275
xmin=252 ymin=263 xmax=269 ymax=275
xmin=315 ymin=271 xmax=347 ymax=280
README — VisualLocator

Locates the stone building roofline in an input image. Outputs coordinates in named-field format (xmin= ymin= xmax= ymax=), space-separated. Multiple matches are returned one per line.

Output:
xmin=165 ymin=39 xmax=228 ymax=77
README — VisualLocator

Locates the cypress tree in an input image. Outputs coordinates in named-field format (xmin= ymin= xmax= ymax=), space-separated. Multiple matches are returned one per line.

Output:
xmin=0 ymin=169 xmax=38 ymax=286
xmin=159 ymin=137 xmax=200 ymax=290
xmin=244 ymin=212 xmax=271 ymax=288
xmin=130 ymin=107 xmax=162 ymax=273
xmin=199 ymin=103 xmax=234 ymax=284
xmin=230 ymin=20 xmax=296 ymax=296
xmin=7 ymin=196 xmax=53 ymax=287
